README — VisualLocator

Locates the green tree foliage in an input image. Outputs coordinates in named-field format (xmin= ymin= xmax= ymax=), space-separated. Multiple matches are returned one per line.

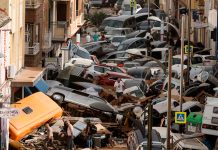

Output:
xmin=85 ymin=12 xmax=108 ymax=27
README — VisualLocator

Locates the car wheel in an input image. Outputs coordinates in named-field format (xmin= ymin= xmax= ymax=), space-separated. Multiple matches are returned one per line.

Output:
xmin=52 ymin=93 xmax=64 ymax=104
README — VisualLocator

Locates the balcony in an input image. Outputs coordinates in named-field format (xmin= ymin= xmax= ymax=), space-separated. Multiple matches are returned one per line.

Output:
xmin=26 ymin=0 xmax=41 ymax=9
xmin=25 ymin=43 xmax=40 ymax=55
xmin=51 ymin=21 xmax=68 ymax=42
xmin=42 ymin=32 xmax=52 ymax=49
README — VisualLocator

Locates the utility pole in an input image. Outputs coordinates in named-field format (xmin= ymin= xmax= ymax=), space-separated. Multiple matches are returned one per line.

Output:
xmin=166 ymin=0 xmax=172 ymax=149
xmin=147 ymin=100 xmax=153 ymax=150
xmin=180 ymin=13 xmax=186 ymax=113
xmin=187 ymin=0 xmax=191 ymax=86
xmin=166 ymin=46 xmax=172 ymax=150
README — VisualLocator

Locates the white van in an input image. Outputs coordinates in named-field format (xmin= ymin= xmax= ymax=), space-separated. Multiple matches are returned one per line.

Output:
xmin=201 ymin=97 xmax=218 ymax=136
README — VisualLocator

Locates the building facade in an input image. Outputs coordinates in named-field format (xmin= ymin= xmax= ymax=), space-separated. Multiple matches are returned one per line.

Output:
xmin=25 ymin=0 xmax=52 ymax=67
xmin=50 ymin=0 xmax=86 ymax=47
xmin=0 ymin=0 xmax=25 ymax=149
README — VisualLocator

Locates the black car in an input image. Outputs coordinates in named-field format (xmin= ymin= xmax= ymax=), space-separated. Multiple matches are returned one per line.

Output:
xmin=117 ymin=37 xmax=148 ymax=51
xmin=81 ymin=41 xmax=114 ymax=58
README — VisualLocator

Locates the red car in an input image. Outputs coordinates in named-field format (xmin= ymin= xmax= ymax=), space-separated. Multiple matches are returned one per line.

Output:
xmin=97 ymin=72 xmax=133 ymax=86
xmin=100 ymin=63 xmax=127 ymax=74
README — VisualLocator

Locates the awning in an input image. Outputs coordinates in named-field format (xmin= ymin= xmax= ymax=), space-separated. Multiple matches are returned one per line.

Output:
xmin=11 ymin=67 xmax=45 ymax=87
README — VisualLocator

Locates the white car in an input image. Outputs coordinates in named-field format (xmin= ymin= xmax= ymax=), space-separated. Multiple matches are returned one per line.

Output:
xmin=64 ymin=58 xmax=94 ymax=68
xmin=193 ymin=54 xmax=216 ymax=66
xmin=84 ymin=65 xmax=111 ymax=80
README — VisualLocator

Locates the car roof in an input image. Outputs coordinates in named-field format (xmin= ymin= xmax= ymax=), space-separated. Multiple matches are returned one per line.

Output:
xmin=106 ymin=71 xmax=133 ymax=77
xmin=127 ymin=66 xmax=150 ymax=72
xmin=134 ymin=13 xmax=149 ymax=17
xmin=172 ymin=101 xmax=201 ymax=111
xmin=151 ymin=47 xmax=168 ymax=52
xmin=104 ymin=15 xmax=135 ymax=21
xmin=150 ymin=41 xmax=167 ymax=46
xmin=126 ymin=30 xmax=147 ymax=38
xmin=108 ymin=27 xmax=132 ymax=30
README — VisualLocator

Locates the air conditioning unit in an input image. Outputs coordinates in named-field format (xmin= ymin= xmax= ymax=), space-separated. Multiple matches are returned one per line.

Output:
xmin=7 ymin=65 xmax=16 ymax=79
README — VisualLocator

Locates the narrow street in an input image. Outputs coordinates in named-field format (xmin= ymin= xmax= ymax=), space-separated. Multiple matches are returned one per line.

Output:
xmin=0 ymin=0 xmax=218 ymax=150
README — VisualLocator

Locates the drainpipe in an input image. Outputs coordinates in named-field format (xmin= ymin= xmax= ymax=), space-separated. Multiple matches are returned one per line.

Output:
xmin=216 ymin=6 xmax=218 ymax=60
xmin=52 ymin=1 xmax=56 ymax=37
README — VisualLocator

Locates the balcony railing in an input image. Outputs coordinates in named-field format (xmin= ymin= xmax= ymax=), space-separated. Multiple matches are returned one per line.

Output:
xmin=25 ymin=43 xmax=40 ymax=55
xmin=42 ymin=31 xmax=52 ymax=49
xmin=26 ymin=0 xmax=40 ymax=9
xmin=51 ymin=21 xmax=68 ymax=42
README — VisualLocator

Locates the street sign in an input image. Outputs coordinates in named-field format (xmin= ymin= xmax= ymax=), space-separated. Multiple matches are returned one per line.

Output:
xmin=175 ymin=112 xmax=187 ymax=124
xmin=0 ymin=108 xmax=19 ymax=118
xmin=184 ymin=45 xmax=193 ymax=54
xmin=130 ymin=0 xmax=136 ymax=8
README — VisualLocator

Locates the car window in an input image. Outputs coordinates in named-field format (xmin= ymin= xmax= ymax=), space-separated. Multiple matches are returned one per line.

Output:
xmin=192 ymin=57 xmax=202 ymax=64
xmin=107 ymin=54 xmax=116 ymax=59
xmin=94 ymin=66 xmax=103 ymax=73
xmin=190 ymin=105 xmax=202 ymax=112
xmin=164 ymin=83 xmax=176 ymax=90
xmin=151 ymin=51 xmax=162 ymax=60
xmin=212 ymin=117 xmax=218 ymax=124
xmin=112 ymin=67 xmax=123 ymax=73
xmin=137 ymin=32 xmax=146 ymax=37
xmin=76 ymin=49 xmax=90 ymax=59
xmin=71 ymin=60 xmax=76 ymax=64
xmin=116 ymin=52 xmax=125 ymax=58
xmin=205 ymin=56 xmax=216 ymax=60
xmin=129 ymin=42 xmax=136 ymax=49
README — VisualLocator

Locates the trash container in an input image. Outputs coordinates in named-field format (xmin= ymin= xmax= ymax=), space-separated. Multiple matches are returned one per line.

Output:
xmin=186 ymin=112 xmax=203 ymax=133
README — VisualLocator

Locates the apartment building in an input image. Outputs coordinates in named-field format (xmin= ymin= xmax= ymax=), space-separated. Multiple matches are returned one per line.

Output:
xmin=0 ymin=0 xmax=25 ymax=149
xmin=50 ymin=0 xmax=86 ymax=48
xmin=25 ymin=0 xmax=52 ymax=67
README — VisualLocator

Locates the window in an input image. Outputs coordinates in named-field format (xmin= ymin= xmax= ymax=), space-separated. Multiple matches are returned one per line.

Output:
xmin=22 ymin=106 xmax=33 ymax=114
xmin=111 ymin=67 xmax=123 ymax=73
xmin=72 ymin=60 xmax=76 ymax=64
xmin=107 ymin=54 xmax=116 ymax=59
xmin=205 ymin=56 xmax=216 ymax=60
xmin=211 ymin=117 xmax=218 ymax=124
xmin=151 ymin=51 xmax=162 ymax=60
xmin=94 ymin=66 xmax=104 ymax=73
xmin=128 ymin=42 xmax=136 ymax=49
xmin=192 ymin=57 xmax=202 ymax=64
xmin=75 ymin=49 xmax=90 ymax=59
xmin=116 ymin=52 xmax=125 ymax=58
xmin=213 ymin=107 xmax=218 ymax=114
xmin=190 ymin=106 xmax=202 ymax=112
xmin=164 ymin=83 xmax=176 ymax=91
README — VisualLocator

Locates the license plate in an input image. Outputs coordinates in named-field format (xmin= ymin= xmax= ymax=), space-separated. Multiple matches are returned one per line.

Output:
xmin=188 ymin=125 xmax=196 ymax=132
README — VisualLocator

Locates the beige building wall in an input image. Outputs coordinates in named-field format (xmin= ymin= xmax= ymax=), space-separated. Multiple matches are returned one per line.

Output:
xmin=9 ymin=0 xmax=25 ymax=71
